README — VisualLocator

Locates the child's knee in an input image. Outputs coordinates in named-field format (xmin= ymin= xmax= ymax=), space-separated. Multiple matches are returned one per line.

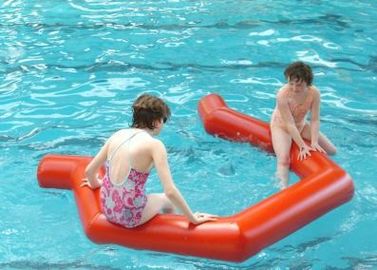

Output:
xmin=163 ymin=205 xmax=175 ymax=214
xmin=161 ymin=195 xmax=175 ymax=213
xmin=162 ymin=203 xmax=175 ymax=213
xmin=327 ymin=146 xmax=337 ymax=155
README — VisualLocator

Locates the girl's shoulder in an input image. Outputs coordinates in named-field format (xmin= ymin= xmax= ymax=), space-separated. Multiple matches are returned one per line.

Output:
xmin=133 ymin=131 xmax=163 ymax=148
xmin=109 ymin=129 xmax=131 ymax=141
xmin=276 ymin=85 xmax=289 ymax=99
xmin=308 ymin=86 xmax=320 ymax=99
xmin=309 ymin=85 xmax=319 ymax=92
xmin=145 ymin=136 xmax=164 ymax=148
xmin=140 ymin=136 xmax=166 ymax=157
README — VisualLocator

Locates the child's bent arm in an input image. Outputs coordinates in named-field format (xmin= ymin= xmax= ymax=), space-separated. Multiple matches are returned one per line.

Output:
xmin=84 ymin=141 xmax=109 ymax=188
xmin=310 ymin=89 xmax=321 ymax=144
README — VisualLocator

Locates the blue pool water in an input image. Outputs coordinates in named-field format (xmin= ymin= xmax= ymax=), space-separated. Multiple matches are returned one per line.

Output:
xmin=1 ymin=0 xmax=376 ymax=269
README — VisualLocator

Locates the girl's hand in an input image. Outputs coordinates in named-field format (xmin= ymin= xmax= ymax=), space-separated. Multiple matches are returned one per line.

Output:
xmin=80 ymin=178 xmax=94 ymax=189
xmin=298 ymin=144 xmax=312 ymax=161
xmin=191 ymin=212 xmax=218 ymax=225
xmin=80 ymin=175 xmax=103 ymax=189
xmin=311 ymin=142 xmax=326 ymax=154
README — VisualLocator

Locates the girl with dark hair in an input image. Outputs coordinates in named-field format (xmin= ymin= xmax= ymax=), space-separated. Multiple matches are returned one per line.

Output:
xmin=82 ymin=94 xmax=216 ymax=228
xmin=270 ymin=62 xmax=336 ymax=189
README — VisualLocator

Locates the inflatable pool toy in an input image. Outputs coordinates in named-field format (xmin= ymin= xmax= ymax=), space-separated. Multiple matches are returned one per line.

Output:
xmin=37 ymin=93 xmax=354 ymax=262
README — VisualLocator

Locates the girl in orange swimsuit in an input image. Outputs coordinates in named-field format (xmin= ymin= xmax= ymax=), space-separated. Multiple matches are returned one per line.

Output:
xmin=270 ymin=61 xmax=337 ymax=189
xmin=81 ymin=94 xmax=216 ymax=227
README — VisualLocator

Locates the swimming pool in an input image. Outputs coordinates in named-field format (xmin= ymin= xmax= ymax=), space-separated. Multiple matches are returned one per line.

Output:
xmin=1 ymin=0 xmax=376 ymax=269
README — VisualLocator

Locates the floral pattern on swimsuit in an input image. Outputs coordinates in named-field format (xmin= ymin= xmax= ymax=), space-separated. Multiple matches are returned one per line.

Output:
xmin=100 ymin=162 xmax=149 ymax=228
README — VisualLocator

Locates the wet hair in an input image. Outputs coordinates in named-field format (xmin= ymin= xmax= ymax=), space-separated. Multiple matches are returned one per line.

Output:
xmin=131 ymin=94 xmax=171 ymax=130
xmin=284 ymin=61 xmax=313 ymax=85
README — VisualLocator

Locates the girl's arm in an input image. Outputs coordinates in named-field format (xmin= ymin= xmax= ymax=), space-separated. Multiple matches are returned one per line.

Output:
xmin=81 ymin=141 xmax=109 ymax=189
xmin=151 ymin=139 xmax=216 ymax=224
xmin=310 ymin=88 xmax=326 ymax=153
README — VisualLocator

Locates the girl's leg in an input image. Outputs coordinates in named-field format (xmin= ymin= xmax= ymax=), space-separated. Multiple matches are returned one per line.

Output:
xmin=138 ymin=193 xmax=175 ymax=225
xmin=271 ymin=126 xmax=293 ymax=189
xmin=301 ymin=124 xmax=337 ymax=155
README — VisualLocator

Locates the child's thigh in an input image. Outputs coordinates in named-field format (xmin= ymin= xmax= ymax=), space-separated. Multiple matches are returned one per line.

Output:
xmin=300 ymin=123 xmax=311 ymax=140
xmin=318 ymin=133 xmax=337 ymax=154
xmin=301 ymin=123 xmax=336 ymax=154
xmin=271 ymin=126 xmax=292 ymax=156
xmin=139 ymin=193 xmax=172 ymax=225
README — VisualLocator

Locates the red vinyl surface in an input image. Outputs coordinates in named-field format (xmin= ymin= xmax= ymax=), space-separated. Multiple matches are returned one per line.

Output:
xmin=36 ymin=93 xmax=354 ymax=262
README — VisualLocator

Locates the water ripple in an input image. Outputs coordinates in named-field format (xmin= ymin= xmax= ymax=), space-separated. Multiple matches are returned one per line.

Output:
xmin=0 ymin=260 xmax=122 ymax=270
xmin=262 ymin=14 xmax=351 ymax=30
xmin=1 ymin=1 xmax=376 ymax=268
xmin=0 ymin=13 xmax=352 ymax=32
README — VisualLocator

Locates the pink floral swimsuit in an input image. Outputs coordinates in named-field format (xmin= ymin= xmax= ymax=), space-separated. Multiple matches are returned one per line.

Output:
xmin=100 ymin=132 xmax=149 ymax=228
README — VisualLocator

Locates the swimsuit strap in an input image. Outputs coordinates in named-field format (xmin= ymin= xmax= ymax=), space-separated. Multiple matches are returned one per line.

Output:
xmin=106 ymin=130 xmax=147 ymax=185
xmin=108 ymin=130 xmax=145 ymax=162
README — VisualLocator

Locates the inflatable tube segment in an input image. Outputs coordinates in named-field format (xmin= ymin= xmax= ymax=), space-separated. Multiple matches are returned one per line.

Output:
xmin=36 ymin=93 xmax=354 ymax=262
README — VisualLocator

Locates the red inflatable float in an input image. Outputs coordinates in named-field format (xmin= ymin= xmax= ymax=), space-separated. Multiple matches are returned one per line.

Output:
xmin=37 ymin=93 xmax=354 ymax=262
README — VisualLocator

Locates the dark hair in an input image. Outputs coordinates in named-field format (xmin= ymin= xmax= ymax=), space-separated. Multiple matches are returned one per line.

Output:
xmin=284 ymin=61 xmax=313 ymax=85
xmin=131 ymin=94 xmax=171 ymax=130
